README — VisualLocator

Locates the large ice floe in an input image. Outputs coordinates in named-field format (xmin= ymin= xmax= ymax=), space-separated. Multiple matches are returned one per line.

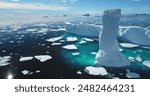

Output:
xmin=0 ymin=56 xmax=11 ymax=66
xmin=34 ymin=55 xmax=52 ymax=62
xmin=62 ymin=45 xmax=78 ymax=50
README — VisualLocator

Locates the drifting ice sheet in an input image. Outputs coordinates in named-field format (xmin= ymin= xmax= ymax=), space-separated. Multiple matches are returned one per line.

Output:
xmin=126 ymin=72 xmax=140 ymax=78
xmin=67 ymin=37 xmax=78 ymax=42
xmin=34 ymin=55 xmax=52 ymax=62
xmin=85 ymin=66 xmax=108 ymax=76
xmin=19 ymin=57 xmax=33 ymax=62
xmin=62 ymin=45 xmax=78 ymax=50
xmin=46 ymin=36 xmax=63 ymax=42
xmin=0 ymin=56 xmax=11 ymax=66
xmin=120 ymin=43 xmax=139 ymax=48
xmin=142 ymin=61 xmax=150 ymax=68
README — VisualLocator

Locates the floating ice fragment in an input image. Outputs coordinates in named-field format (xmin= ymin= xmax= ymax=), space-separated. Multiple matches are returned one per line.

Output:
xmin=34 ymin=55 xmax=52 ymax=62
xmin=51 ymin=42 xmax=62 ymax=46
xmin=0 ymin=56 xmax=11 ymax=66
xmin=46 ymin=36 xmax=63 ymax=42
xmin=79 ymin=40 xmax=87 ymax=44
xmin=38 ymin=28 xmax=49 ymax=33
xmin=77 ymin=70 xmax=82 ymax=74
xmin=19 ymin=57 xmax=33 ymax=62
xmin=128 ymin=56 xmax=135 ymax=62
xmin=26 ymin=29 xmax=37 ymax=32
xmin=85 ymin=66 xmax=108 ymax=76
xmin=62 ymin=45 xmax=78 ymax=50
xmin=35 ymin=70 xmax=41 ymax=73
xmin=120 ymin=43 xmax=139 ymax=48
xmin=135 ymin=56 xmax=142 ymax=62
xmin=82 ymin=38 xmax=94 ymax=42
xmin=142 ymin=61 xmax=150 ymax=68
xmin=67 ymin=37 xmax=78 ymax=42
xmin=22 ymin=70 xmax=29 ymax=75
xmin=126 ymin=72 xmax=140 ymax=78
xmin=91 ymin=52 xmax=97 ymax=55
xmin=119 ymin=47 xmax=123 ymax=51
xmin=72 ymin=52 xmax=80 ymax=56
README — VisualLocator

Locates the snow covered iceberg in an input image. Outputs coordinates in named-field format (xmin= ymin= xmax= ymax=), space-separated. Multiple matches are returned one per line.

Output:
xmin=95 ymin=9 xmax=130 ymax=67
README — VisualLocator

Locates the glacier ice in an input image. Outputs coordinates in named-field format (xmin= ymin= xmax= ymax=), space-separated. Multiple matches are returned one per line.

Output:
xmin=85 ymin=66 xmax=108 ymax=76
xmin=34 ymin=55 xmax=52 ymax=62
xmin=95 ymin=9 xmax=130 ymax=67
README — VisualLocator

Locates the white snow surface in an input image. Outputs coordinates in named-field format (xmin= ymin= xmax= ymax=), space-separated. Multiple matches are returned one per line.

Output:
xmin=85 ymin=66 xmax=108 ymax=76
xmin=34 ymin=55 xmax=52 ymax=62
xmin=62 ymin=45 xmax=78 ymax=50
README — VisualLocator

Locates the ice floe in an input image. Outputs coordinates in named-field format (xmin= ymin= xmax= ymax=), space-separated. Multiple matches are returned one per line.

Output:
xmin=77 ymin=70 xmax=82 ymax=74
xmin=135 ymin=55 xmax=142 ymax=62
xmin=66 ymin=37 xmax=78 ymax=42
xmin=82 ymin=38 xmax=94 ymax=42
xmin=26 ymin=28 xmax=37 ymax=32
xmin=72 ymin=52 xmax=80 ymax=56
xmin=120 ymin=43 xmax=139 ymax=48
xmin=0 ymin=56 xmax=11 ymax=66
xmin=34 ymin=55 xmax=52 ymax=62
xmin=85 ymin=66 xmax=108 ymax=76
xmin=51 ymin=42 xmax=62 ymax=46
xmin=19 ymin=56 xmax=33 ymax=62
xmin=46 ymin=36 xmax=63 ymax=42
xmin=128 ymin=56 xmax=135 ymax=62
xmin=79 ymin=40 xmax=87 ymax=44
xmin=91 ymin=52 xmax=97 ymax=55
xmin=22 ymin=70 xmax=30 ymax=75
xmin=38 ymin=28 xmax=49 ymax=33
xmin=35 ymin=70 xmax=41 ymax=73
xmin=126 ymin=72 xmax=140 ymax=78
xmin=142 ymin=61 xmax=150 ymax=68
xmin=62 ymin=45 xmax=78 ymax=50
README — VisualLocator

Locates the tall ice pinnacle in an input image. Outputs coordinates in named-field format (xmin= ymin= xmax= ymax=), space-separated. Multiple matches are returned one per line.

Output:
xmin=95 ymin=9 xmax=130 ymax=67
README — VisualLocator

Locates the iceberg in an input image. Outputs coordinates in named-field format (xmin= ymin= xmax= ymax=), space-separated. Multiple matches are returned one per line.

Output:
xmin=84 ymin=66 xmax=108 ymax=76
xmin=95 ymin=9 xmax=130 ymax=67
xmin=19 ymin=56 xmax=33 ymax=62
xmin=62 ymin=45 xmax=78 ymax=50
xmin=34 ymin=55 xmax=52 ymax=62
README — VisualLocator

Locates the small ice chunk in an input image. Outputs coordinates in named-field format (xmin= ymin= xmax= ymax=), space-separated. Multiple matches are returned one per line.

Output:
xmin=85 ymin=66 xmax=108 ymax=76
xmin=83 ymin=38 xmax=94 ymax=42
xmin=77 ymin=70 xmax=82 ymax=74
xmin=0 ymin=56 xmax=11 ymax=66
xmin=142 ymin=46 xmax=150 ymax=49
xmin=35 ymin=70 xmax=41 ymax=73
xmin=91 ymin=52 xmax=97 ymax=55
xmin=51 ymin=42 xmax=62 ymax=46
xmin=58 ymin=28 xmax=66 ymax=31
xmin=120 ymin=43 xmax=139 ymax=48
xmin=34 ymin=55 xmax=52 ymax=62
xmin=79 ymin=40 xmax=87 ymax=44
xmin=19 ymin=57 xmax=33 ymax=62
xmin=142 ymin=61 xmax=150 ymax=68
xmin=62 ymin=45 xmax=78 ymax=50
xmin=38 ymin=28 xmax=49 ymax=33
xmin=67 ymin=37 xmax=78 ymax=42
xmin=128 ymin=56 xmax=135 ymax=62
xmin=126 ymin=72 xmax=140 ymax=78
xmin=72 ymin=52 xmax=80 ymax=56
xmin=119 ymin=47 xmax=123 ymax=51
xmin=46 ymin=36 xmax=63 ymax=42
xmin=22 ymin=70 xmax=29 ymax=75
xmin=135 ymin=56 xmax=142 ymax=62
xmin=26 ymin=29 xmax=37 ymax=32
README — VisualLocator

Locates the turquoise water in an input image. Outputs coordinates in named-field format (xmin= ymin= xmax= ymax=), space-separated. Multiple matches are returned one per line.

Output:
xmin=61 ymin=33 xmax=150 ymax=78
